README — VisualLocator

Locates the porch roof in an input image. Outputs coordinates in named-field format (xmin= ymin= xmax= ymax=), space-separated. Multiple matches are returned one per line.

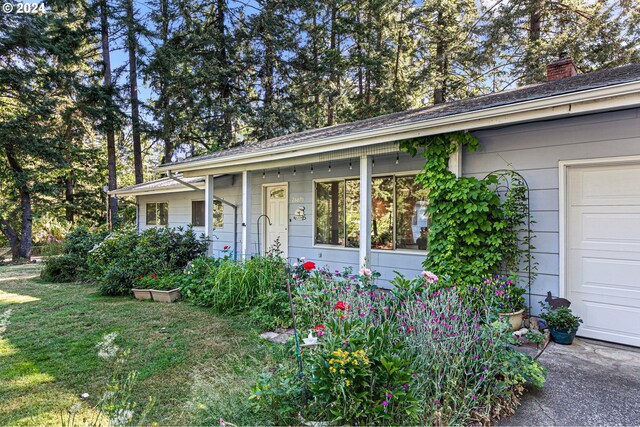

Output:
xmin=157 ymin=63 xmax=640 ymax=174
xmin=109 ymin=175 xmax=205 ymax=196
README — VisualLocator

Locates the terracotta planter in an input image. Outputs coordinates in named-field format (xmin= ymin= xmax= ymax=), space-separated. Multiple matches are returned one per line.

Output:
xmin=150 ymin=288 xmax=181 ymax=303
xmin=499 ymin=308 xmax=525 ymax=331
xmin=132 ymin=289 xmax=152 ymax=301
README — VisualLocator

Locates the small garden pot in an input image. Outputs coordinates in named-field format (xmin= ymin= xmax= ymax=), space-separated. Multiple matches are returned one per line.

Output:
xmin=132 ymin=289 xmax=152 ymax=301
xmin=150 ymin=288 xmax=181 ymax=303
xmin=549 ymin=327 xmax=577 ymax=345
xmin=499 ymin=308 xmax=525 ymax=331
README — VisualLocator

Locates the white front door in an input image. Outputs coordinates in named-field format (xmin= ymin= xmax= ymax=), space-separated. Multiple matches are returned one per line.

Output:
xmin=264 ymin=184 xmax=288 ymax=258
xmin=566 ymin=162 xmax=640 ymax=347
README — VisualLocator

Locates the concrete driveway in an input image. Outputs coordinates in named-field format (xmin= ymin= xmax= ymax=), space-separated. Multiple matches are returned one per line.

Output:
xmin=501 ymin=338 xmax=640 ymax=426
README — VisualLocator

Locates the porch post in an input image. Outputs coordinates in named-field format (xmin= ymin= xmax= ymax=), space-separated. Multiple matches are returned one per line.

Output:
xmin=359 ymin=155 xmax=372 ymax=268
xmin=204 ymin=174 xmax=215 ymax=256
xmin=241 ymin=170 xmax=252 ymax=260
xmin=448 ymin=144 xmax=462 ymax=177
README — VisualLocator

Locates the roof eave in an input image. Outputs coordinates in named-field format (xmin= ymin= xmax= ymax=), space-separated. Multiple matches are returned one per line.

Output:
xmin=156 ymin=80 xmax=640 ymax=174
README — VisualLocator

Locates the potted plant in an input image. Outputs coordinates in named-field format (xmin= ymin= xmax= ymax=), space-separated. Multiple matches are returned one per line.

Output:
xmin=482 ymin=276 xmax=527 ymax=330
xmin=137 ymin=273 xmax=182 ymax=302
xmin=131 ymin=286 xmax=152 ymax=301
xmin=132 ymin=275 xmax=153 ymax=301
xmin=540 ymin=305 xmax=582 ymax=345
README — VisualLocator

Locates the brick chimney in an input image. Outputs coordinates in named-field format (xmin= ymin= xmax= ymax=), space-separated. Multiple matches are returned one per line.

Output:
xmin=546 ymin=54 xmax=578 ymax=81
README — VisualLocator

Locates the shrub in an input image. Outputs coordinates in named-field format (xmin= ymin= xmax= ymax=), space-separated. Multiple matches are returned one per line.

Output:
xmin=88 ymin=226 xmax=207 ymax=295
xmin=41 ymin=226 xmax=108 ymax=283
xmin=179 ymin=255 xmax=289 ymax=328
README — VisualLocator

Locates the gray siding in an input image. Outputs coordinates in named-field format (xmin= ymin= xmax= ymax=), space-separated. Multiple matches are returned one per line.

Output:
xmin=465 ymin=107 xmax=640 ymax=311
xmin=249 ymin=151 xmax=429 ymax=287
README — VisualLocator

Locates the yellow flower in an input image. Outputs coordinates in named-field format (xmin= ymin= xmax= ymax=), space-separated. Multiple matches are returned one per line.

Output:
xmin=329 ymin=359 xmax=334 ymax=365
xmin=352 ymin=359 xmax=358 ymax=365
xmin=345 ymin=380 xmax=351 ymax=387
xmin=340 ymin=369 xmax=345 ymax=374
xmin=330 ymin=367 xmax=337 ymax=373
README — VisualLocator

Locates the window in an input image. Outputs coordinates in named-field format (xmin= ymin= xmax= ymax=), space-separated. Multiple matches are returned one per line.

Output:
xmin=192 ymin=200 xmax=224 ymax=228
xmin=315 ymin=181 xmax=344 ymax=245
xmin=192 ymin=201 xmax=205 ymax=226
xmin=395 ymin=176 xmax=430 ymax=250
xmin=314 ymin=175 xmax=430 ymax=251
xmin=146 ymin=202 xmax=168 ymax=225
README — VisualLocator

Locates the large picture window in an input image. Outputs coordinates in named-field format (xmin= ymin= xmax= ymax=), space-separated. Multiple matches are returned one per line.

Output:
xmin=314 ymin=175 xmax=430 ymax=251
xmin=192 ymin=200 xmax=224 ymax=228
xmin=146 ymin=202 xmax=168 ymax=225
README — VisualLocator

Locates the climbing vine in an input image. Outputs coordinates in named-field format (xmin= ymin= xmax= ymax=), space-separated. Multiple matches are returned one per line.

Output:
xmin=400 ymin=132 xmax=533 ymax=287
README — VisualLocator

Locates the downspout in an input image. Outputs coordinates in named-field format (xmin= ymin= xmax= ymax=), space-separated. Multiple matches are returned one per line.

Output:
xmin=166 ymin=171 xmax=239 ymax=260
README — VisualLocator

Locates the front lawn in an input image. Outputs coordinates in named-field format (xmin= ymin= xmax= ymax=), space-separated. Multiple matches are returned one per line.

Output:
xmin=0 ymin=263 xmax=283 ymax=426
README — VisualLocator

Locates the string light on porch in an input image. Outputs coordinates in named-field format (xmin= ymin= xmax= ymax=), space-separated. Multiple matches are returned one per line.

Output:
xmin=328 ymin=162 xmax=332 ymax=172
xmin=262 ymin=170 xmax=266 ymax=179
xmin=372 ymin=156 xmax=375 ymax=168
xmin=277 ymin=168 xmax=281 ymax=178
xmin=293 ymin=166 xmax=296 ymax=176
xmin=310 ymin=165 xmax=314 ymax=174
xmin=349 ymin=159 xmax=353 ymax=170
xmin=396 ymin=152 xmax=399 ymax=164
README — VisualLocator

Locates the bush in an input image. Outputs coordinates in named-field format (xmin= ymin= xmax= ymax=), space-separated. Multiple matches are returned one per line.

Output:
xmin=41 ymin=226 xmax=108 ymax=283
xmin=88 ymin=226 xmax=207 ymax=295
xmin=179 ymin=255 xmax=289 ymax=328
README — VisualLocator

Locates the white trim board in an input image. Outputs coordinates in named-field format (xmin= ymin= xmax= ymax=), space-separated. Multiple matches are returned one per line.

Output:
xmin=558 ymin=154 xmax=640 ymax=298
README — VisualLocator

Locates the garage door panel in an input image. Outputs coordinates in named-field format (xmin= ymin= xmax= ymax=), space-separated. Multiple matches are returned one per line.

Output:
xmin=575 ymin=300 xmax=640 ymax=347
xmin=567 ymin=162 xmax=640 ymax=347
xmin=570 ymin=164 xmax=640 ymax=206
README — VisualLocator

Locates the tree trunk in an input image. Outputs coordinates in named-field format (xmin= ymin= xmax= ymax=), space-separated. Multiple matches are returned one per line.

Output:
xmin=160 ymin=0 xmax=173 ymax=163
xmin=65 ymin=174 xmax=75 ymax=223
xmin=0 ymin=217 xmax=19 ymax=260
xmin=4 ymin=146 xmax=32 ymax=260
xmin=525 ymin=0 xmax=542 ymax=84
xmin=263 ymin=1 xmax=275 ymax=139
xmin=434 ymin=11 xmax=446 ymax=104
xmin=327 ymin=1 xmax=338 ymax=126
xmin=217 ymin=0 xmax=232 ymax=147
xmin=101 ymin=0 xmax=118 ymax=226
xmin=125 ymin=0 xmax=143 ymax=184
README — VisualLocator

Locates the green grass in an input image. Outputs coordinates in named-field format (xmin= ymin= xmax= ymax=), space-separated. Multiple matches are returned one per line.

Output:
xmin=0 ymin=263 xmax=285 ymax=426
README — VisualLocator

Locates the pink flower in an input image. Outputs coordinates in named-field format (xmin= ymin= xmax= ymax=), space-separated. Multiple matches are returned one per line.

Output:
xmin=382 ymin=400 xmax=388 ymax=407
xmin=359 ymin=267 xmax=372 ymax=276
xmin=421 ymin=270 xmax=439 ymax=284
xmin=386 ymin=392 xmax=393 ymax=398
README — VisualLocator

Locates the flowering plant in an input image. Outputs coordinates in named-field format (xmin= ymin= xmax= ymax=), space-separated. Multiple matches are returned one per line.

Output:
xmin=474 ymin=276 xmax=526 ymax=314
xmin=136 ymin=272 xmax=180 ymax=290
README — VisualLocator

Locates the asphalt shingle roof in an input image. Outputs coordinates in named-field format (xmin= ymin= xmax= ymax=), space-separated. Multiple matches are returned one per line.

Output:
xmin=162 ymin=63 xmax=640 ymax=168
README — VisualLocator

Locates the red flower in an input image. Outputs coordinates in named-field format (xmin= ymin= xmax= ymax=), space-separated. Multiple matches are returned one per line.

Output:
xmin=302 ymin=261 xmax=316 ymax=272
xmin=138 ymin=275 xmax=143 ymax=279
xmin=223 ymin=245 xmax=230 ymax=250
xmin=314 ymin=324 xmax=325 ymax=331
xmin=334 ymin=301 xmax=349 ymax=311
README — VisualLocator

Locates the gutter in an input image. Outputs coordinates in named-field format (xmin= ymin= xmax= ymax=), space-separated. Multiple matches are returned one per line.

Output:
xmin=155 ymin=80 xmax=640 ymax=174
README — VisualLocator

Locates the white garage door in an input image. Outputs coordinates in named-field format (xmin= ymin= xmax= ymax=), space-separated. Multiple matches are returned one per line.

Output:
xmin=566 ymin=162 xmax=640 ymax=347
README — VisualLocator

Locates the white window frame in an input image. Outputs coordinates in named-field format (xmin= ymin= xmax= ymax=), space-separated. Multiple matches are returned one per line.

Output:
xmin=145 ymin=202 xmax=169 ymax=226
xmin=312 ymin=170 xmax=427 ymax=254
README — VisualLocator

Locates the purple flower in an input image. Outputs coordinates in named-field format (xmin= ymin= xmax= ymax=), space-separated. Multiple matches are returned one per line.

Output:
xmin=402 ymin=384 xmax=408 ymax=389
xmin=382 ymin=400 xmax=388 ymax=407
xmin=386 ymin=392 xmax=393 ymax=398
